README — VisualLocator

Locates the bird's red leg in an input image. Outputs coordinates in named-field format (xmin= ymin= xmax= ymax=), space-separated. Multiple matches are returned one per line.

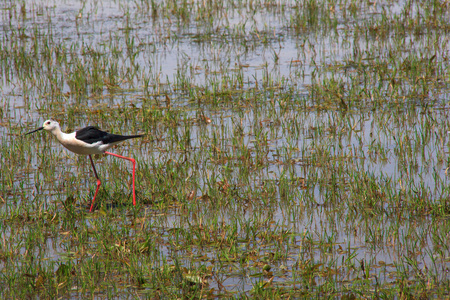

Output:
xmin=89 ymin=155 xmax=101 ymax=212
xmin=104 ymin=151 xmax=136 ymax=206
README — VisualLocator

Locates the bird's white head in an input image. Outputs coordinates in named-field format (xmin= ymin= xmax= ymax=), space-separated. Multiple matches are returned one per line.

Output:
xmin=42 ymin=119 xmax=60 ymax=132
xmin=25 ymin=119 xmax=61 ymax=135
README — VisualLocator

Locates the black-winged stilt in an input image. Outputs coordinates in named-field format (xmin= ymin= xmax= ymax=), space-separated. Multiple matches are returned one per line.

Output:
xmin=26 ymin=119 xmax=143 ymax=212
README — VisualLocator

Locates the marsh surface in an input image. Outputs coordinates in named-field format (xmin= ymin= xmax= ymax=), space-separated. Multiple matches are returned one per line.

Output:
xmin=1 ymin=0 xmax=450 ymax=298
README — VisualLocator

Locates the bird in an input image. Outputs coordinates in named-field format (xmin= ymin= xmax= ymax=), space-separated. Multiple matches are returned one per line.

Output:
xmin=26 ymin=119 xmax=143 ymax=212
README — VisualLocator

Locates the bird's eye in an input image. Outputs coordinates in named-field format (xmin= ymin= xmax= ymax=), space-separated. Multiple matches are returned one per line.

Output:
xmin=46 ymin=121 xmax=51 ymax=125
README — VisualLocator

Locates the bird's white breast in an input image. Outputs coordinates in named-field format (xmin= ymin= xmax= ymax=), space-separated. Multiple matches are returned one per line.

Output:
xmin=56 ymin=132 xmax=108 ymax=155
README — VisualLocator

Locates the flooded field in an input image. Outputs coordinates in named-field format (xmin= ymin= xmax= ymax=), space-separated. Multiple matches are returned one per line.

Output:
xmin=1 ymin=0 xmax=450 ymax=298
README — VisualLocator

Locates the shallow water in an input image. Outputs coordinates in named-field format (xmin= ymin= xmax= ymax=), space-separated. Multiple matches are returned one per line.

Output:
xmin=1 ymin=0 xmax=450 ymax=297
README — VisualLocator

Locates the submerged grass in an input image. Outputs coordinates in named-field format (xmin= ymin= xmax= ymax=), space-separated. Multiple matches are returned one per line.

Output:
xmin=1 ymin=0 xmax=450 ymax=298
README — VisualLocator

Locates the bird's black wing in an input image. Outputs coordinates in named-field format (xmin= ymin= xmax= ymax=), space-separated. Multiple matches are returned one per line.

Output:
xmin=76 ymin=126 xmax=143 ymax=144
xmin=75 ymin=126 xmax=109 ymax=144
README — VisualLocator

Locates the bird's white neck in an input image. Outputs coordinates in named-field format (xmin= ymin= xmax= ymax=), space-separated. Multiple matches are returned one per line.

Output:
xmin=49 ymin=124 xmax=67 ymax=141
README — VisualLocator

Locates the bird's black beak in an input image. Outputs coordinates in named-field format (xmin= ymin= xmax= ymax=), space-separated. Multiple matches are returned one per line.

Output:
xmin=25 ymin=127 xmax=44 ymax=135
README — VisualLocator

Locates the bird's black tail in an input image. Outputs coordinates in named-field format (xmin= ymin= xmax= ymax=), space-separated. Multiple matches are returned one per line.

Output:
xmin=104 ymin=134 xmax=144 ymax=144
